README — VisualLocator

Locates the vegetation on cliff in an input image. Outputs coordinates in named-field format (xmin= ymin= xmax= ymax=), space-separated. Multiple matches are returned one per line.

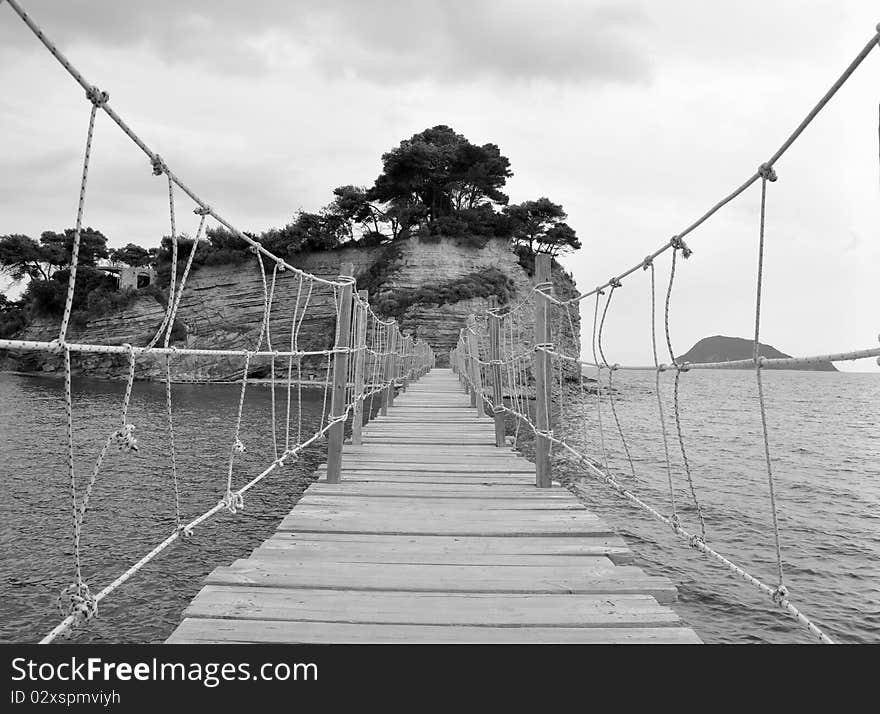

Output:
xmin=1 ymin=124 xmax=582 ymax=338
xmin=373 ymin=267 xmax=516 ymax=323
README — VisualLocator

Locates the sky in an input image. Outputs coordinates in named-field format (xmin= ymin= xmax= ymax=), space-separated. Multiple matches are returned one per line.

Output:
xmin=1 ymin=0 xmax=878 ymax=371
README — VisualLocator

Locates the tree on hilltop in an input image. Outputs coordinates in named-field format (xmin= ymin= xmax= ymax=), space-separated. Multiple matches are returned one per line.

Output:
xmin=367 ymin=125 xmax=513 ymax=229
xmin=110 ymin=243 xmax=154 ymax=267
xmin=504 ymin=198 xmax=581 ymax=257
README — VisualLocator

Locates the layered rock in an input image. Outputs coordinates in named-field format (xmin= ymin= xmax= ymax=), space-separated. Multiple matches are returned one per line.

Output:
xmin=1 ymin=236 xmax=580 ymax=380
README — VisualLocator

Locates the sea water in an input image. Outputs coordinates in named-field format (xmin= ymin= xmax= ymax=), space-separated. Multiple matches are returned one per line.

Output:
xmin=0 ymin=370 xmax=877 ymax=643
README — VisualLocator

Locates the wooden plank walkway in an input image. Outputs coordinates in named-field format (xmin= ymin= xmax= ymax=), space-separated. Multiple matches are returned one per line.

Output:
xmin=167 ymin=368 xmax=701 ymax=644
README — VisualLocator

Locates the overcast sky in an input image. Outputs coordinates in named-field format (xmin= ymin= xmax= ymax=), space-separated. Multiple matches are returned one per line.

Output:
xmin=1 ymin=0 xmax=878 ymax=371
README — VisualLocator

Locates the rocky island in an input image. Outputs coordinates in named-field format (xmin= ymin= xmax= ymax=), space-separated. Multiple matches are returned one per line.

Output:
xmin=677 ymin=335 xmax=838 ymax=371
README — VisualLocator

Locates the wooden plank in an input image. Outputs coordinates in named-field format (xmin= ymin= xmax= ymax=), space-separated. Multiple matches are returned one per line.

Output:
xmin=182 ymin=587 xmax=683 ymax=627
xmin=279 ymin=511 xmax=614 ymax=537
xmin=168 ymin=619 xmax=701 ymax=644
xmin=257 ymin=532 xmax=634 ymax=561
xmin=166 ymin=367 xmax=700 ymax=645
xmin=203 ymin=560 xmax=678 ymax=602
xmin=298 ymin=496 xmax=585 ymax=511
xmin=304 ymin=481 xmax=584 ymax=496
xmin=252 ymin=545 xmax=635 ymax=566
xmin=306 ymin=483 xmax=575 ymax=498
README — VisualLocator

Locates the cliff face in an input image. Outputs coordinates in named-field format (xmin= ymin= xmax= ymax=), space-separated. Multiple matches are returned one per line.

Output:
xmin=1 ymin=236 xmax=580 ymax=380
xmin=677 ymin=335 xmax=838 ymax=371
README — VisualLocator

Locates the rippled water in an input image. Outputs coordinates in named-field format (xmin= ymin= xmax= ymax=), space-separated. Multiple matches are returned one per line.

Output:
xmin=1 ymin=370 xmax=878 ymax=644
xmin=547 ymin=369 xmax=880 ymax=643
xmin=0 ymin=373 xmax=362 ymax=644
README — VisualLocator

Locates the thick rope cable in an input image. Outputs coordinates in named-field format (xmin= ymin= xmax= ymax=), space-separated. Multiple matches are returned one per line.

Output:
xmin=529 ymin=25 xmax=880 ymax=308
xmin=455 ymin=346 xmax=834 ymax=644
xmin=1 ymin=0 xmax=359 ymax=290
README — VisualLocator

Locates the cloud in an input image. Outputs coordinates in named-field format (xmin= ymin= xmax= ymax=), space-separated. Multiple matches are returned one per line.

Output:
xmin=1 ymin=0 xmax=653 ymax=85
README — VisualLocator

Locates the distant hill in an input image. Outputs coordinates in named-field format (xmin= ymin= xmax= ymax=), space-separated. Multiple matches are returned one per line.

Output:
xmin=676 ymin=335 xmax=837 ymax=371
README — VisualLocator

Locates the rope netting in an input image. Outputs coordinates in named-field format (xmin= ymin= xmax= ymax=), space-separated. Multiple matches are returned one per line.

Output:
xmin=452 ymin=23 xmax=880 ymax=645
xmin=0 ymin=0 xmax=435 ymax=643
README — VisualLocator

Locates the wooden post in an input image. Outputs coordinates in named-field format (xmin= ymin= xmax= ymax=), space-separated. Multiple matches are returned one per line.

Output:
xmin=465 ymin=315 xmax=483 ymax=417
xmin=533 ymin=253 xmax=553 ymax=488
xmin=326 ymin=263 xmax=355 ymax=484
xmin=401 ymin=333 xmax=412 ymax=392
xmin=351 ymin=289 xmax=368 ymax=446
xmin=487 ymin=297 xmax=506 ymax=448
xmin=381 ymin=322 xmax=397 ymax=415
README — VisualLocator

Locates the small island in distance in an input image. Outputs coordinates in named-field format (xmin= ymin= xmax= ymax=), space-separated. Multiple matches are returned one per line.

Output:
xmin=677 ymin=335 xmax=838 ymax=371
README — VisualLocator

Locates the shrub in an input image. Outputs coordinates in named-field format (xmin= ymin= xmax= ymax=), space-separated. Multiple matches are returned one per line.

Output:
xmin=0 ymin=300 xmax=27 ymax=338
xmin=375 ymin=267 xmax=515 ymax=322
xmin=23 ymin=279 xmax=66 ymax=316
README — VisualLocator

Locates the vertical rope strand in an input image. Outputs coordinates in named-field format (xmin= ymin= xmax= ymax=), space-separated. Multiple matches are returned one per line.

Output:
xmin=664 ymin=246 xmax=707 ymax=539
xmin=597 ymin=288 xmax=636 ymax=480
xmin=648 ymin=261 xmax=677 ymax=518
xmin=57 ymin=103 xmax=99 ymax=343
xmin=755 ymin=172 xmax=786 ymax=590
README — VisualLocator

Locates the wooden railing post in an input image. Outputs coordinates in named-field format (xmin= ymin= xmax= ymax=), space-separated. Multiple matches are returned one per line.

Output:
xmin=401 ymin=332 xmax=412 ymax=392
xmin=351 ymin=289 xmax=368 ymax=446
xmin=465 ymin=315 xmax=483 ymax=417
xmin=381 ymin=321 xmax=397 ymax=415
xmin=326 ymin=263 xmax=355 ymax=484
xmin=487 ymin=297 xmax=506 ymax=447
xmin=533 ymin=253 xmax=553 ymax=488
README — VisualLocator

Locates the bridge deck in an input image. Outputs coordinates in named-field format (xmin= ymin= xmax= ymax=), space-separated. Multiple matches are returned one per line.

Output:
xmin=167 ymin=369 xmax=701 ymax=644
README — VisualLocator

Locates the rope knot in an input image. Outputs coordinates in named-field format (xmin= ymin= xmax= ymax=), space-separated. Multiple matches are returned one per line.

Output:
xmin=670 ymin=513 xmax=684 ymax=534
xmin=758 ymin=163 xmax=778 ymax=182
xmin=85 ymin=85 xmax=109 ymax=107
xmin=771 ymin=584 xmax=789 ymax=604
xmin=57 ymin=582 xmax=97 ymax=624
xmin=193 ymin=205 xmax=211 ymax=216
xmin=609 ymin=277 xmax=622 ymax=289
xmin=688 ymin=534 xmax=705 ymax=549
xmin=670 ymin=236 xmax=693 ymax=258
xmin=46 ymin=338 xmax=66 ymax=355
xmin=111 ymin=423 xmax=138 ymax=453
xmin=177 ymin=523 xmax=194 ymax=538
xmin=642 ymin=255 xmax=653 ymax=270
xmin=150 ymin=154 xmax=166 ymax=176
xmin=221 ymin=490 xmax=245 ymax=514
xmin=232 ymin=438 xmax=246 ymax=454
xmin=657 ymin=363 xmax=668 ymax=372
xmin=674 ymin=361 xmax=691 ymax=373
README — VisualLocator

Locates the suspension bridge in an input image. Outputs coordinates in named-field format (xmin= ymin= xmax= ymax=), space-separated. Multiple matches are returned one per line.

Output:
xmin=1 ymin=0 xmax=879 ymax=645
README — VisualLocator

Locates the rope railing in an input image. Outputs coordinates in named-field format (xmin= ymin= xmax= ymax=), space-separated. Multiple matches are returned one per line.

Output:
xmin=451 ymin=23 xmax=880 ymax=645
xmin=31 ymin=256 xmax=433 ymax=643
xmin=534 ymin=344 xmax=880 ymax=372
xmin=0 ymin=0 xmax=436 ymax=643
